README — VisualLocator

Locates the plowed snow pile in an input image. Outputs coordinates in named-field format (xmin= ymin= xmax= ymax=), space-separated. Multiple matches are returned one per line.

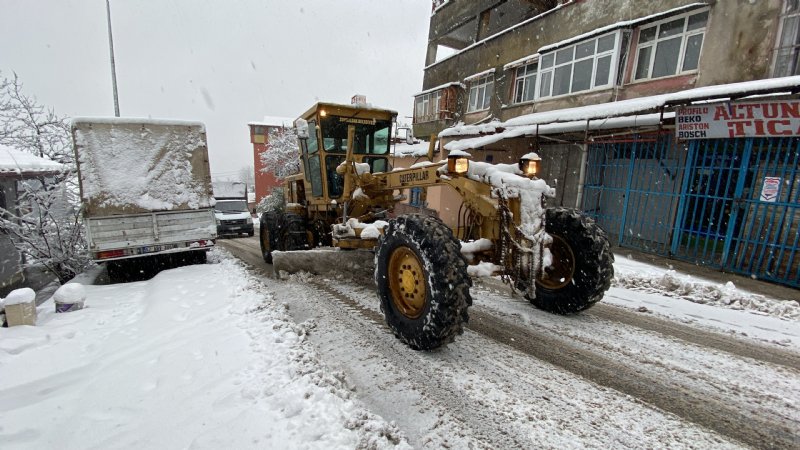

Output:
xmin=0 ymin=250 xmax=409 ymax=449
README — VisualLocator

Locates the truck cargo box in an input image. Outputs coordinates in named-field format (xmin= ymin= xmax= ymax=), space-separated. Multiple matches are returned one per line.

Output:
xmin=72 ymin=118 xmax=217 ymax=262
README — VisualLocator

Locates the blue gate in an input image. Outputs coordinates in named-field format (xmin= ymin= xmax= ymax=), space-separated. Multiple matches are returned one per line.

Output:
xmin=672 ymin=137 xmax=800 ymax=287
xmin=582 ymin=132 xmax=684 ymax=255
xmin=582 ymin=134 xmax=800 ymax=288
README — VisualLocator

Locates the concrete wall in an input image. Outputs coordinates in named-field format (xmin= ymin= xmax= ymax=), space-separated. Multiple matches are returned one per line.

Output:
xmin=420 ymin=0 xmax=783 ymax=134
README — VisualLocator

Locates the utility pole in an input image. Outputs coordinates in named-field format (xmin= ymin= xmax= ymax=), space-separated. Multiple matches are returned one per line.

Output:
xmin=105 ymin=0 xmax=120 ymax=117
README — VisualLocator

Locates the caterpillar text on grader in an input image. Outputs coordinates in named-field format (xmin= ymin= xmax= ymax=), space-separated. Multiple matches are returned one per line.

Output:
xmin=260 ymin=101 xmax=614 ymax=350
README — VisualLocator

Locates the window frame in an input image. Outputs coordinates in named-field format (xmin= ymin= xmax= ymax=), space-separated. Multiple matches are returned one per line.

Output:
xmin=632 ymin=8 xmax=709 ymax=82
xmin=467 ymin=74 xmax=494 ymax=112
xmin=536 ymin=30 xmax=621 ymax=100
xmin=512 ymin=61 xmax=538 ymax=104
xmin=773 ymin=0 xmax=800 ymax=77
xmin=414 ymin=90 xmax=442 ymax=123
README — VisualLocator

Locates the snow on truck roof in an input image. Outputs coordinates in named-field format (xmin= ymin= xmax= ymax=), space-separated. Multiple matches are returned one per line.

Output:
xmin=212 ymin=181 xmax=246 ymax=198
xmin=71 ymin=117 xmax=205 ymax=130
xmin=0 ymin=144 xmax=65 ymax=175
xmin=73 ymin=120 xmax=214 ymax=213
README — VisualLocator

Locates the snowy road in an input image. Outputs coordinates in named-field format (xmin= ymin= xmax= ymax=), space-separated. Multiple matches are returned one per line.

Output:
xmin=223 ymin=239 xmax=800 ymax=448
xmin=220 ymin=236 xmax=800 ymax=449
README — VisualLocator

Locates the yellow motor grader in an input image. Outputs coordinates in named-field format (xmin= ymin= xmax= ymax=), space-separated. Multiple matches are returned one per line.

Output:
xmin=260 ymin=102 xmax=613 ymax=350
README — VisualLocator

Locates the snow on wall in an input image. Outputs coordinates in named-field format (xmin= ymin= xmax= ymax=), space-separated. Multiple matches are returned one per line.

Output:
xmin=73 ymin=119 xmax=214 ymax=214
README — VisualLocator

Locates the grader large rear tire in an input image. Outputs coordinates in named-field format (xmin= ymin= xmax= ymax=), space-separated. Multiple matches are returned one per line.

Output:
xmin=532 ymin=207 xmax=614 ymax=314
xmin=375 ymin=215 xmax=472 ymax=351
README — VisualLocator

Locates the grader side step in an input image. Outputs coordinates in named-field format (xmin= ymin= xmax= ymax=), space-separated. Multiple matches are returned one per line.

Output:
xmin=271 ymin=248 xmax=375 ymax=283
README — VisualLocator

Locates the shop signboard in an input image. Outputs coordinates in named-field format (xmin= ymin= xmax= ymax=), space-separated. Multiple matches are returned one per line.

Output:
xmin=676 ymin=100 xmax=800 ymax=140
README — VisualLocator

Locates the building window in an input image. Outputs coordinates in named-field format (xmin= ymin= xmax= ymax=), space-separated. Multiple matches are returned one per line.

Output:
xmin=415 ymin=91 xmax=442 ymax=123
xmin=537 ymin=32 xmax=619 ymax=99
xmin=467 ymin=74 xmax=494 ymax=112
xmin=775 ymin=0 xmax=800 ymax=77
xmin=513 ymin=62 xmax=538 ymax=104
xmin=633 ymin=10 xmax=708 ymax=81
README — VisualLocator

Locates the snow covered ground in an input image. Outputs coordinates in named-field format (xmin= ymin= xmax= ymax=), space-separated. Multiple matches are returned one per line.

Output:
xmin=0 ymin=252 xmax=409 ymax=449
xmin=609 ymin=254 xmax=800 ymax=348
xmin=0 ymin=247 xmax=797 ymax=448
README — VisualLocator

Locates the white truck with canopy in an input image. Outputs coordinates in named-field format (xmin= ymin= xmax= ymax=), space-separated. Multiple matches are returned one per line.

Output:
xmin=72 ymin=118 xmax=217 ymax=271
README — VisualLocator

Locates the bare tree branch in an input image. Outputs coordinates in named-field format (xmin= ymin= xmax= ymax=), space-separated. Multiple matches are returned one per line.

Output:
xmin=0 ymin=71 xmax=90 ymax=284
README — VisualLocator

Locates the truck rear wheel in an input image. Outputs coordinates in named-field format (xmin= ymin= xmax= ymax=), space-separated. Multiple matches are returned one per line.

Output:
xmin=532 ymin=208 xmax=614 ymax=314
xmin=375 ymin=215 xmax=472 ymax=351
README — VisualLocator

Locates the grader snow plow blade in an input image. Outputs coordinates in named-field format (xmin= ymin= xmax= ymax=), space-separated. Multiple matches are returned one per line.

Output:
xmin=271 ymin=248 xmax=375 ymax=281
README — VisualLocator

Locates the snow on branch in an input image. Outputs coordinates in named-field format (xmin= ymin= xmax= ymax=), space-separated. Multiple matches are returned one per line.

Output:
xmin=259 ymin=127 xmax=300 ymax=180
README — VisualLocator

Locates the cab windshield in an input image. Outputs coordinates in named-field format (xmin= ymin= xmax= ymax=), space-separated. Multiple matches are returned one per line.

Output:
xmin=320 ymin=115 xmax=391 ymax=155
xmin=214 ymin=200 xmax=248 ymax=213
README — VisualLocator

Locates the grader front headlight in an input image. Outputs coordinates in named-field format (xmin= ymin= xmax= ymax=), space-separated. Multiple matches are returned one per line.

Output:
xmin=447 ymin=151 xmax=471 ymax=176
xmin=519 ymin=153 xmax=541 ymax=178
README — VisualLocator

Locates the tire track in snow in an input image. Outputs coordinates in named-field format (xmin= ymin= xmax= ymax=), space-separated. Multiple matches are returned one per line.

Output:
xmin=590 ymin=299 xmax=800 ymax=371
xmin=310 ymin=281 xmax=744 ymax=449
xmin=220 ymin=240 xmax=797 ymax=448
xmin=467 ymin=306 xmax=799 ymax=449
xmin=473 ymin=280 xmax=800 ymax=371
xmin=308 ymin=281 xmax=535 ymax=449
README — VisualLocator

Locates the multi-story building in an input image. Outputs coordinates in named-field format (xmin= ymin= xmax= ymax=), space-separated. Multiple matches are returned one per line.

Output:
xmin=248 ymin=116 xmax=293 ymax=205
xmin=412 ymin=0 xmax=800 ymax=287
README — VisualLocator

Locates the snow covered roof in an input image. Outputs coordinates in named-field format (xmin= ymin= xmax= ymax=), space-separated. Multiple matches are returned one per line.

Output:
xmin=247 ymin=116 xmax=294 ymax=128
xmin=504 ymin=53 xmax=540 ymax=71
xmin=391 ymin=141 xmax=432 ymax=158
xmin=413 ymin=82 xmax=465 ymax=97
xmin=0 ymin=144 xmax=65 ymax=176
xmin=464 ymin=68 xmax=496 ymax=83
xmin=440 ymin=76 xmax=800 ymax=150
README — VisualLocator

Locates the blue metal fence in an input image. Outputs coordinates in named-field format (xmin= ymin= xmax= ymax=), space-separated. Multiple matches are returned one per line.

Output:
xmin=582 ymin=134 xmax=800 ymax=288
xmin=582 ymin=132 xmax=684 ymax=255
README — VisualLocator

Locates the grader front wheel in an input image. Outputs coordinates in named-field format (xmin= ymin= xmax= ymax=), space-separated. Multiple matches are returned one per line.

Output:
xmin=375 ymin=214 xmax=472 ymax=351
xmin=532 ymin=207 xmax=614 ymax=314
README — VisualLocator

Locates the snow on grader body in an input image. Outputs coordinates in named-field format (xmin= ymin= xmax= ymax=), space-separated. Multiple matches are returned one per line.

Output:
xmin=260 ymin=102 xmax=614 ymax=350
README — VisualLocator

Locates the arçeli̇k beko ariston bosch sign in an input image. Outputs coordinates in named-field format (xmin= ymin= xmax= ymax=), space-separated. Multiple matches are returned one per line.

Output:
xmin=676 ymin=100 xmax=800 ymax=140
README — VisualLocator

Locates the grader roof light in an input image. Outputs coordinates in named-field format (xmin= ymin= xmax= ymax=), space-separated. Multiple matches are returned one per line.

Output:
xmin=519 ymin=152 xmax=541 ymax=179
xmin=447 ymin=150 xmax=471 ymax=176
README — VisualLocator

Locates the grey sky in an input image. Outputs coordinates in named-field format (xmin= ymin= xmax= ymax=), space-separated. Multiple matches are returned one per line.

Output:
xmin=0 ymin=0 xmax=431 ymax=180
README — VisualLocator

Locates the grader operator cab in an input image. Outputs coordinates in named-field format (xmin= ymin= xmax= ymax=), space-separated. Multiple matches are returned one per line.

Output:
xmin=260 ymin=101 xmax=614 ymax=350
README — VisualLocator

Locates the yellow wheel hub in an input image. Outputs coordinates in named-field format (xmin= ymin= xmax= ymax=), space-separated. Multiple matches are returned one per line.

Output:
xmin=388 ymin=247 xmax=427 ymax=319
xmin=538 ymin=234 xmax=575 ymax=290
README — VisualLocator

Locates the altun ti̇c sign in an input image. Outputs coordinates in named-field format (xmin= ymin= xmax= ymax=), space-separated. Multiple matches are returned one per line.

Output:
xmin=676 ymin=100 xmax=800 ymax=140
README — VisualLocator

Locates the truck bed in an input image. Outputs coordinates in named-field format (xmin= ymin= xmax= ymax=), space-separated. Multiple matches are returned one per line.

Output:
xmin=86 ymin=209 xmax=216 ymax=261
